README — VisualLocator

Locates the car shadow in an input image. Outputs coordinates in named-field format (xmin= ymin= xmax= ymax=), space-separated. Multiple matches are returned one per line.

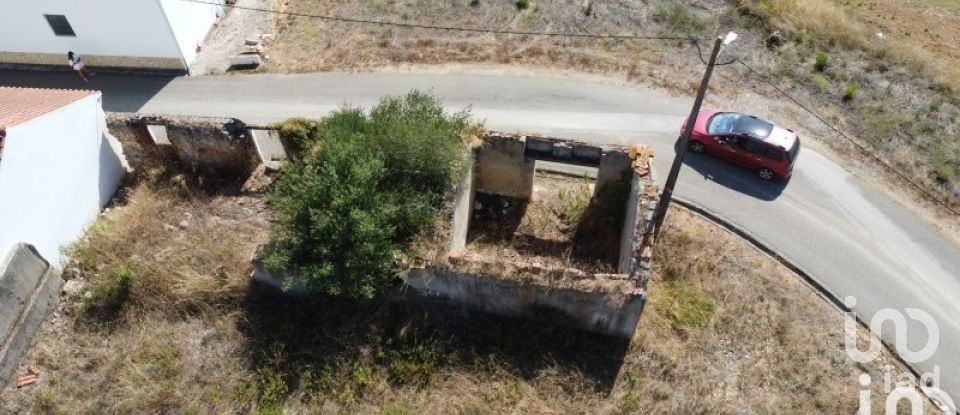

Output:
xmin=673 ymin=140 xmax=788 ymax=201
xmin=0 ymin=69 xmax=175 ymax=113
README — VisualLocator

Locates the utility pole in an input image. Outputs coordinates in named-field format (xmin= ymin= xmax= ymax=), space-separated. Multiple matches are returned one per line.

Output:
xmin=650 ymin=33 xmax=736 ymax=240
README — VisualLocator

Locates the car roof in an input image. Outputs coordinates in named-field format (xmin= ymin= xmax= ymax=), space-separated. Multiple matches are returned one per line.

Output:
xmin=711 ymin=111 xmax=797 ymax=150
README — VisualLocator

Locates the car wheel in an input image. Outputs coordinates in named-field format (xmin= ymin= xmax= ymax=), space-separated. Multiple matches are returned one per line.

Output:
xmin=689 ymin=141 xmax=706 ymax=153
xmin=758 ymin=168 xmax=775 ymax=181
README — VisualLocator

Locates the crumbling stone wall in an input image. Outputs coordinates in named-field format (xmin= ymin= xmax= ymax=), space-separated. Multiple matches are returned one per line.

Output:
xmin=409 ymin=132 xmax=660 ymax=339
xmin=107 ymin=114 xmax=260 ymax=180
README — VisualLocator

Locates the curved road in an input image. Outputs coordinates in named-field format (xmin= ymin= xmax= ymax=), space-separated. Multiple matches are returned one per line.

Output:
xmin=3 ymin=69 xmax=958 ymax=403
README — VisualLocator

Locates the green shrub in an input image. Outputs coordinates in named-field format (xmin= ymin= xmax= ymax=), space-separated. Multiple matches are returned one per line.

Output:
xmin=654 ymin=2 xmax=707 ymax=34
xmin=842 ymin=83 xmax=859 ymax=102
xmin=814 ymin=52 xmax=829 ymax=72
xmin=516 ymin=0 xmax=529 ymax=10
xmin=264 ymin=91 xmax=470 ymax=298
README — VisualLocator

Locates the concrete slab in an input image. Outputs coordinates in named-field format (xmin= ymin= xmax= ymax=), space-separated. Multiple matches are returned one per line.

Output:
xmin=145 ymin=123 xmax=171 ymax=146
xmin=0 ymin=243 xmax=61 ymax=387
xmin=228 ymin=54 xmax=261 ymax=68
xmin=0 ymin=244 xmax=48 ymax=347
xmin=249 ymin=128 xmax=287 ymax=171
xmin=0 ymin=266 xmax=62 ymax=385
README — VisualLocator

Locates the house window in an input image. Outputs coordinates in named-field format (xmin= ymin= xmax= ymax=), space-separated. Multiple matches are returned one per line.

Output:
xmin=44 ymin=15 xmax=76 ymax=37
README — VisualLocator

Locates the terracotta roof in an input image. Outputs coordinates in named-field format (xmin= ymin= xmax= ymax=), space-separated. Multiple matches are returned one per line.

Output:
xmin=0 ymin=87 xmax=97 ymax=164
xmin=0 ymin=87 xmax=97 ymax=131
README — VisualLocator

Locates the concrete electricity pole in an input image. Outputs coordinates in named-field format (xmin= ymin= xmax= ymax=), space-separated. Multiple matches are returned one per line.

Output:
xmin=651 ymin=32 xmax=738 ymax=239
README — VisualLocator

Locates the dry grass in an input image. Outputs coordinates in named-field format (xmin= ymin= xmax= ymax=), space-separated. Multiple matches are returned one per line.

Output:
xmin=630 ymin=208 xmax=937 ymax=413
xmin=0 ymin=180 xmax=934 ymax=414
xmin=263 ymin=0 xmax=672 ymax=76
xmin=0 ymin=176 xmax=270 ymax=414
xmin=736 ymin=0 xmax=960 ymax=90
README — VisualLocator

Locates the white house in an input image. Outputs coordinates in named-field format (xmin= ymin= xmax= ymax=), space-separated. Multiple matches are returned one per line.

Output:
xmin=0 ymin=87 xmax=127 ymax=266
xmin=0 ymin=0 xmax=225 ymax=73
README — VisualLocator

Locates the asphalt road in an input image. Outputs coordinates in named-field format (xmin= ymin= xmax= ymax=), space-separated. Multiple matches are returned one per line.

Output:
xmin=3 ymin=69 xmax=958 ymax=404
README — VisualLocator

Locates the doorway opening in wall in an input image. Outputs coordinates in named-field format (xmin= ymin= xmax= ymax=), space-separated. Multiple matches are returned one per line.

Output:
xmin=44 ymin=14 xmax=76 ymax=37
xmin=465 ymin=163 xmax=627 ymax=274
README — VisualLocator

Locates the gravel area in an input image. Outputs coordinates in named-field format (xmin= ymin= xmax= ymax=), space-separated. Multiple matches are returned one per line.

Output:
xmin=190 ymin=0 xmax=278 ymax=75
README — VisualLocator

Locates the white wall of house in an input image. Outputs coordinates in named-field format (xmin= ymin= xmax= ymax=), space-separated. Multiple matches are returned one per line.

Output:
xmin=0 ymin=93 xmax=126 ymax=266
xmin=0 ymin=0 xmax=223 ymax=70
xmin=159 ymin=0 xmax=225 ymax=66
xmin=0 ymin=0 xmax=181 ymax=59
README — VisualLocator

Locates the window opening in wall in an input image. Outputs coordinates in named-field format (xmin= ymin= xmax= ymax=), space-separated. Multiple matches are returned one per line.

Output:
xmin=44 ymin=14 xmax=76 ymax=37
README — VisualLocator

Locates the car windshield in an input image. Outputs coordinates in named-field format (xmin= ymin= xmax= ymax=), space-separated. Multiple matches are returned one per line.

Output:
xmin=707 ymin=113 xmax=774 ymax=138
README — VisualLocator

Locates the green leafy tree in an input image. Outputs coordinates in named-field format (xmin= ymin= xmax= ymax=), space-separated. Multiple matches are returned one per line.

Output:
xmin=265 ymin=91 xmax=470 ymax=298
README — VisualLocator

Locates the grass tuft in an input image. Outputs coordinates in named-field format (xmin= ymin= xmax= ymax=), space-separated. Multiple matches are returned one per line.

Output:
xmin=842 ymin=83 xmax=859 ymax=102
xmin=814 ymin=52 xmax=829 ymax=72
xmin=654 ymin=2 xmax=707 ymax=35
xmin=663 ymin=279 xmax=716 ymax=331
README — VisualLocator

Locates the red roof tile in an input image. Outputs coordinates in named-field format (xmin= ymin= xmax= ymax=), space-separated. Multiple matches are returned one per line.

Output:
xmin=0 ymin=87 xmax=97 ymax=131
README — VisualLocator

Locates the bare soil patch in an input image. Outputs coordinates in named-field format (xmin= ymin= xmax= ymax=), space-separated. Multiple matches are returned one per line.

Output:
xmin=466 ymin=172 xmax=620 ymax=273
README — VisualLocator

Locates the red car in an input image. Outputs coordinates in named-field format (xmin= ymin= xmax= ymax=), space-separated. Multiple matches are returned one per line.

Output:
xmin=682 ymin=110 xmax=800 ymax=180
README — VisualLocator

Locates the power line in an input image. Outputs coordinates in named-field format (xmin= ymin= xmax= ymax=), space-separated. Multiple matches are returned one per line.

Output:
xmin=183 ymin=0 xmax=694 ymax=41
xmin=734 ymin=58 xmax=960 ymax=216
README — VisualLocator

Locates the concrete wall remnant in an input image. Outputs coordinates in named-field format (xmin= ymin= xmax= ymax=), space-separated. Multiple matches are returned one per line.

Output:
xmin=249 ymin=128 xmax=288 ymax=171
xmin=108 ymin=115 xmax=259 ymax=178
xmin=166 ymin=117 xmax=255 ymax=176
xmin=475 ymin=133 xmax=535 ymax=199
xmin=404 ymin=267 xmax=645 ymax=338
xmin=449 ymin=158 xmax=476 ymax=253
xmin=0 ymin=244 xmax=63 ymax=387
xmin=410 ymin=132 xmax=660 ymax=339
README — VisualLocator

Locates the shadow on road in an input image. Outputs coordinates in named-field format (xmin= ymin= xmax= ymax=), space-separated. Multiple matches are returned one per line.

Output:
xmin=0 ymin=69 xmax=175 ymax=113
xmin=673 ymin=140 xmax=788 ymax=201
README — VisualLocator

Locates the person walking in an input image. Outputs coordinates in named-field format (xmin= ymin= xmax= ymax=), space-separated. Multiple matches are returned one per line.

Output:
xmin=67 ymin=51 xmax=93 ymax=82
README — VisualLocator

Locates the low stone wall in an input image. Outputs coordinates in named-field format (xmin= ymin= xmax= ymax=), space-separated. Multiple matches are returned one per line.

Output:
xmin=107 ymin=114 xmax=260 ymax=179
xmin=404 ymin=267 xmax=645 ymax=338
xmin=0 ymin=244 xmax=62 ymax=386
